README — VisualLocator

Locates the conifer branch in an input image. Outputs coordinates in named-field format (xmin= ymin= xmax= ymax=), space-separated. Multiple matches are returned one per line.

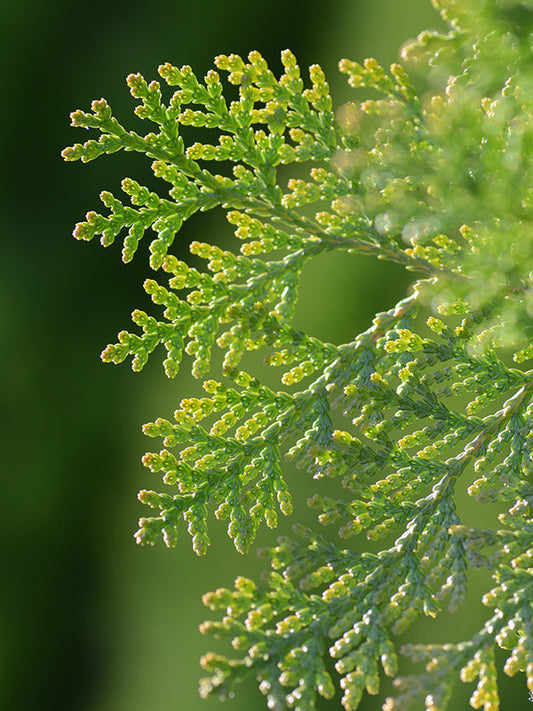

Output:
xmin=64 ymin=1 xmax=533 ymax=708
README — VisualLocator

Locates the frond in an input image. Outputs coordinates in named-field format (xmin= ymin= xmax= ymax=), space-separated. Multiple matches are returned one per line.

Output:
xmin=64 ymin=1 xmax=533 ymax=708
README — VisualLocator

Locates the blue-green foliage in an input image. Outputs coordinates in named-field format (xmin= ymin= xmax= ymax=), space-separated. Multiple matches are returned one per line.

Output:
xmin=63 ymin=0 xmax=533 ymax=708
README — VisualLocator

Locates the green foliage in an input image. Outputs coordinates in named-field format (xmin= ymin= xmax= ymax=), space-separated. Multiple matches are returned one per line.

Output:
xmin=63 ymin=0 xmax=533 ymax=708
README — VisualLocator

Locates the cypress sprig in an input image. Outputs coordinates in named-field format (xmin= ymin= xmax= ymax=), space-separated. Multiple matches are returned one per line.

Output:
xmin=64 ymin=0 xmax=533 ymax=708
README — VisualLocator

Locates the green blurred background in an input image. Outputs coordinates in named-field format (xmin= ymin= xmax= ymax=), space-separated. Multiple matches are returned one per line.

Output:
xmin=2 ymin=1 xmax=530 ymax=709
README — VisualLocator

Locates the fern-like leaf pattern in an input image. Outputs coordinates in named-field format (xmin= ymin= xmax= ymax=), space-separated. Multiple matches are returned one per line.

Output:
xmin=64 ymin=1 xmax=533 ymax=708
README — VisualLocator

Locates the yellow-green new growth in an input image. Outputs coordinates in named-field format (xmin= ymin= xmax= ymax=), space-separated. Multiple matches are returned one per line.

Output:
xmin=64 ymin=0 xmax=533 ymax=708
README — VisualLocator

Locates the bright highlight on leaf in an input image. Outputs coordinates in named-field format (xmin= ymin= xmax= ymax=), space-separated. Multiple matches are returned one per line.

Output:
xmin=64 ymin=0 xmax=533 ymax=708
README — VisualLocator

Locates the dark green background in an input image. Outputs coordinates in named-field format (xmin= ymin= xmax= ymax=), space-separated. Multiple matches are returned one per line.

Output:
xmin=2 ymin=1 xmax=529 ymax=709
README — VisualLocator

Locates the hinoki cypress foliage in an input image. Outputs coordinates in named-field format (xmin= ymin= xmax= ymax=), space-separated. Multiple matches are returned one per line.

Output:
xmin=63 ymin=0 xmax=533 ymax=708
